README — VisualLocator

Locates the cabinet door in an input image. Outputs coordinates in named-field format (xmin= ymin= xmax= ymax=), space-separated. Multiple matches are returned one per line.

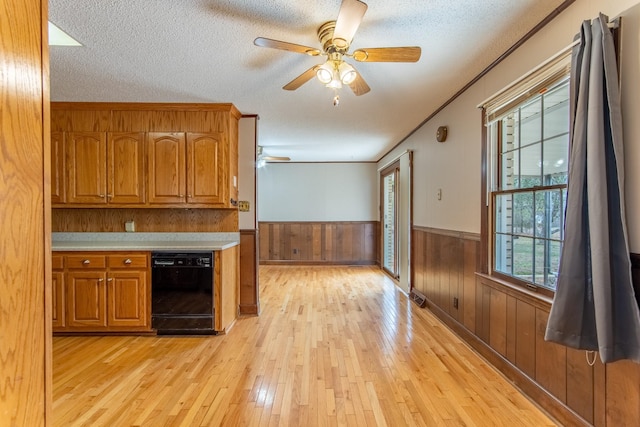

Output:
xmin=148 ymin=132 xmax=186 ymax=204
xmin=67 ymin=132 xmax=107 ymax=204
xmin=51 ymin=131 xmax=66 ymax=204
xmin=52 ymin=271 xmax=65 ymax=329
xmin=187 ymin=132 xmax=226 ymax=205
xmin=66 ymin=271 xmax=107 ymax=329
xmin=108 ymin=132 xmax=145 ymax=204
xmin=107 ymin=271 xmax=148 ymax=328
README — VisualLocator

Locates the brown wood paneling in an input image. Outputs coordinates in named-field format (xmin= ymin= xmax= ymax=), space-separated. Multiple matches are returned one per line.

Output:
xmin=239 ymin=230 xmax=259 ymax=315
xmin=535 ymin=309 xmax=566 ymax=403
xmin=489 ymin=288 xmax=507 ymax=357
xmin=594 ymin=358 xmax=606 ymax=427
xmin=462 ymin=239 xmax=477 ymax=332
xmin=480 ymin=283 xmax=492 ymax=343
xmin=506 ymin=295 xmax=517 ymax=363
xmin=312 ymin=224 xmax=322 ymax=261
xmin=606 ymin=360 xmax=640 ymax=427
xmin=50 ymin=109 xmax=111 ymax=132
xmin=258 ymin=222 xmax=377 ymax=265
xmin=566 ymin=347 xmax=594 ymax=424
xmin=412 ymin=229 xmax=425 ymax=295
xmin=259 ymin=224 xmax=270 ymax=262
xmin=51 ymin=208 xmax=238 ymax=232
xmin=515 ymin=300 xmax=536 ymax=378
xmin=425 ymin=232 xmax=436 ymax=301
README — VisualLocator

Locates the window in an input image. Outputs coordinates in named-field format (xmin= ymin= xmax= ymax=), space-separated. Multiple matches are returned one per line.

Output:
xmin=482 ymin=50 xmax=571 ymax=294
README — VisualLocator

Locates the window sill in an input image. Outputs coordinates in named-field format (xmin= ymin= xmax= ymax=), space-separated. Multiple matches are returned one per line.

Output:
xmin=475 ymin=272 xmax=554 ymax=310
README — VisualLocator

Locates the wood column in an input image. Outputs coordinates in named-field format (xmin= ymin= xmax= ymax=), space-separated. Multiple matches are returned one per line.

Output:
xmin=0 ymin=0 xmax=51 ymax=424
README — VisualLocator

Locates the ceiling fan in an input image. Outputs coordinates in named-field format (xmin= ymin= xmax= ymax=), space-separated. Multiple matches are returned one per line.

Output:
xmin=257 ymin=145 xmax=290 ymax=168
xmin=254 ymin=0 xmax=421 ymax=104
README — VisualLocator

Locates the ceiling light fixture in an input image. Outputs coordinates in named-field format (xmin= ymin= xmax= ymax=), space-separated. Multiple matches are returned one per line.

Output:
xmin=338 ymin=62 xmax=357 ymax=85
xmin=316 ymin=62 xmax=334 ymax=84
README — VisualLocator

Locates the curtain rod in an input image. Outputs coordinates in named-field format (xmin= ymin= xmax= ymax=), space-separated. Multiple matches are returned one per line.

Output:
xmin=477 ymin=16 xmax=619 ymax=109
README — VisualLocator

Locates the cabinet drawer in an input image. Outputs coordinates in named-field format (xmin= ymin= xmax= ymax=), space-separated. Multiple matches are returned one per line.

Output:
xmin=52 ymin=254 xmax=64 ymax=270
xmin=108 ymin=254 xmax=148 ymax=269
xmin=66 ymin=254 xmax=107 ymax=269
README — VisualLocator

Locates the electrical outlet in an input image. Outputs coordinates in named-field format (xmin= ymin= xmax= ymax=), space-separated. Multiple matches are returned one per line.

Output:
xmin=293 ymin=248 xmax=299 ymax=255
xmin=237 ymin=201 xmax=250 ymax=212
xmin=453 ymin=297 xmax=459 ymax=309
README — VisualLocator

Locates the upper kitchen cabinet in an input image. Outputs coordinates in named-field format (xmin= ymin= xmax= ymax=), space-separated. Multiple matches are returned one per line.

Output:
xmin=148 ymin=132 xmax=186 ymax=204
xmin=66 ymin=132 xmax=107 ymax=204
xmin=63 ymin=131 xmax=145 ymax=205
xmin=148 ymin=132 xmax=227 ymax=206
xmin=51 ymin=131 xmax=66 ymax=204
xmin=108 ymin=132 xmax=146 ymax=204
xmin=50 ymin=103 xmax=240 ymax=209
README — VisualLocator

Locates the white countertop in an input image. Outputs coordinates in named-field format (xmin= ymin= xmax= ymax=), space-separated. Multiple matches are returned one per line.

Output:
xmin=52 ymin=232 xmax=239 ymax=252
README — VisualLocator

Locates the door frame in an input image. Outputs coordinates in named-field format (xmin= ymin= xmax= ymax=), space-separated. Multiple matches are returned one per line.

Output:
xmin=380 ymin=161 xmax=400 ymax=279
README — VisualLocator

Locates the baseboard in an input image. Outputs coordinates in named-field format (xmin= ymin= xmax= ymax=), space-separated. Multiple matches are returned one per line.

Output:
xmin=239 ymin=304 xmax=260 ymax=315
xmin=259 ymin=260 xmax=377 ymax=266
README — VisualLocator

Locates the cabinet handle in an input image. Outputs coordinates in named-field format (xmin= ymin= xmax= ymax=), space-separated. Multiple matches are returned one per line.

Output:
xmin=98 ymin=278 xmax=104 ymax=282
xmin=179 ymin=194 xmax=184 ymax=198
xmin=124 ymin=258 xmax=132 ymax=265
xmin=108 ymin=194 xmax=113 ymax=198
xmin=107 ymin=278 xmax=113 ymax=282
xmin=188 ymin=194 xmax=192 ymax=198
xmin=82 ymin=259 xmax=90 ymax=265
xmin=99 ymin=194 xmax=105 ymax=198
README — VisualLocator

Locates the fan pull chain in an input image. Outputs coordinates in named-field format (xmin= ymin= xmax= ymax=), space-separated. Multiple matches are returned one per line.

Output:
xmin=585 ymin=350 xmax=598 ymax=366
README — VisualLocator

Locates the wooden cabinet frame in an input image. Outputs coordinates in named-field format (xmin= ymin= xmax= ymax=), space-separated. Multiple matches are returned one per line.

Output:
xmin=53 ymin=252 xmax=150 ymax=333
xmin=51 ymin=103 xmax=240 ymax=209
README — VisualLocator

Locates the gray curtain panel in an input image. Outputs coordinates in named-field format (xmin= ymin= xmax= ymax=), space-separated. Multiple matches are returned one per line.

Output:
xmin=545 ymin=14 xmax=640 ymax=363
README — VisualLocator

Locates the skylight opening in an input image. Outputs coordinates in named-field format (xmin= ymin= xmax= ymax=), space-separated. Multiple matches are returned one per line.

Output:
xmin=48 ymin=21 xmax=82 ymax=46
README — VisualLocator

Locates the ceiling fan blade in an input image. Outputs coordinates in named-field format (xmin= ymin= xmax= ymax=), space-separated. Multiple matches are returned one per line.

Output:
xmin=352 ymin=47 xmax=421 ymax=62
xmin=333 ymin=0 xmax=368 ymax=49
xmin=263 ymin=156 xmax=291 ymax=161
xmin=348 ymin=70 xmax=370 ymax=96
xmin=254 ymin=37 xmax=321 ymax=56
xmin=283 ymin=66 xmax=319 ymax=91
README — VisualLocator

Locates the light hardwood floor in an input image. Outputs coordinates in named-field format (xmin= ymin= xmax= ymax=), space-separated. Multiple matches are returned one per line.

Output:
xmin=53 ymin=265 xmax=557 ymax=426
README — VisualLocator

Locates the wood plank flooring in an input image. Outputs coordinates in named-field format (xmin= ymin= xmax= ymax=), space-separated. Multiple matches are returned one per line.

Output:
xmin=53 ymin=265 xmax=557 ymax=426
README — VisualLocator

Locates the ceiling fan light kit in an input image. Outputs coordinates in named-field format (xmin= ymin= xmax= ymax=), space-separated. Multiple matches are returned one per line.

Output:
xmin=254 ymin=0 xmax=421 ymax=105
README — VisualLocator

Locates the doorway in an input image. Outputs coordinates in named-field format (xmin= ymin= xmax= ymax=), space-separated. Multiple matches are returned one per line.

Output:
xmin=381 ymin=162 xmax=399 ymax=279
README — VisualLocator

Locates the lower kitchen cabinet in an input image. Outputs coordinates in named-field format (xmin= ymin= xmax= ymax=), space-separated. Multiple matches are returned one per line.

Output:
xmin=51 ymin=255 xmax=65 ymax=328
xmin=107 ymin=270 xmax=147 ymax=328
xmin=53 ymin=252 xmax=150 ymax=333
xmin=66 ymin=270 xmax=107 ymax=328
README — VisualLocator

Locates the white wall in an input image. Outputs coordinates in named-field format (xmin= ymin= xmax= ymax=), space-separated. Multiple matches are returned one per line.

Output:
xmin=378 ymin=0 xmax=640 ymax=251
xmin=238 ymin=116 xmax=257 ymax=230
xmin=258 ymin=162 xmax=377 ymax=222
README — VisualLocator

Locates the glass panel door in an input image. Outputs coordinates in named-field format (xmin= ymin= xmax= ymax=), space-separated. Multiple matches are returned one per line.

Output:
xmin=382 ymin=167 xmax=398 ymax=277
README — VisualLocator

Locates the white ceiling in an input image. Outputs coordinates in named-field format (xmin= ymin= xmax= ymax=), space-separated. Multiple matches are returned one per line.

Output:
xmin=48 ymin=0 xmax=567 ymax=162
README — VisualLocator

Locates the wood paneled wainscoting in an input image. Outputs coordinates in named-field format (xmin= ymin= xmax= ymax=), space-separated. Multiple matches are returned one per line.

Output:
xmin=259 ymin=221 xmax=378 ymax=265
xmin=239 ymin=229 xmax=259 ymax=315
xmin=52 ymin=208 xmax=238 ymax=232
xmin=412 ymin=226 xmax=640 ymax=427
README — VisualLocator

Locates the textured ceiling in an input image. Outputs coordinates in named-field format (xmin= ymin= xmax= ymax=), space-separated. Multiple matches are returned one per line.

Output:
xmin=48 ymin=0 xmax=567 ymax=162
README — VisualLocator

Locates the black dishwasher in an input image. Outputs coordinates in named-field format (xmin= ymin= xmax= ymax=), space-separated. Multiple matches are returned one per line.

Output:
xmin=151 ymin=251 xmax=215 ymax=334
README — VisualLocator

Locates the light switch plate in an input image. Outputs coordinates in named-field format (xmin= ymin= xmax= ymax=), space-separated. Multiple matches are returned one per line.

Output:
xmin=125 ymin=220 xmax=135 ymax=232
xmin=238 ymin=201 xmax=250 ymax=212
